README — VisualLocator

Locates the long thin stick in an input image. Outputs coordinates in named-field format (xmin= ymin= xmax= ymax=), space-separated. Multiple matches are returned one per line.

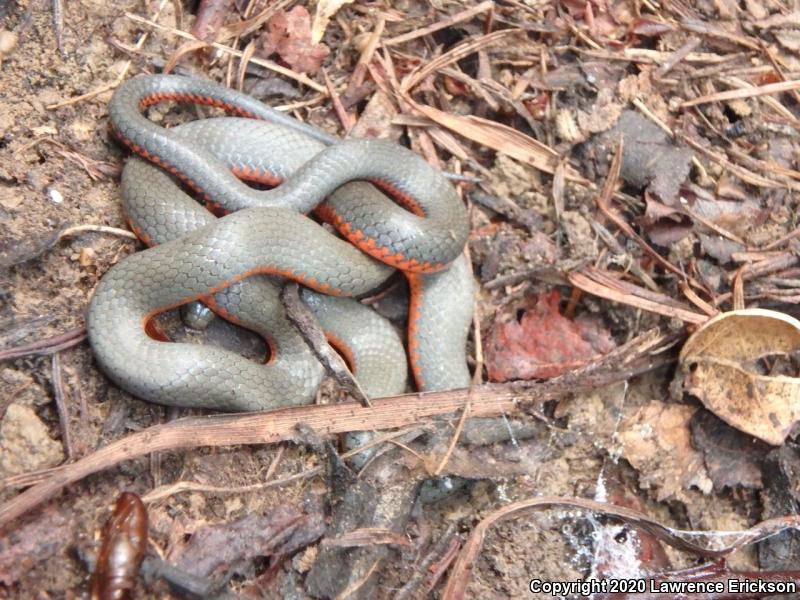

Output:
xmin=383 ymin=1 xmax=495 ymax=46
xmin=681 ymin=79 xmax=800 ymax=108
xmin=0 ymin=357 xmax=669 ymax=531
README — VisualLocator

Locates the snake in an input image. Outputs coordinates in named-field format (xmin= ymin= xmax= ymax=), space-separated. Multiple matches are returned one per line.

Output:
xmin=87 ymin=74 xmax=475 ymax=412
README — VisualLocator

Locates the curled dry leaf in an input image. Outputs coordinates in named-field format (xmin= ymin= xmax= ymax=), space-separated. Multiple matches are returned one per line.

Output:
xmin=678 ymin=308 xmax=800 ymax=446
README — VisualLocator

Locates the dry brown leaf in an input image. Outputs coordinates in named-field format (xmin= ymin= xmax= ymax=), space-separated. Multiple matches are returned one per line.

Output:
xmin=485 ymin=291 xmax=616 ymax=381
xmin=168 ymin=506 xmax=324 ymax=578
xmin=678 ymin=309 xmax=800 ymax=445
xmin=260 ymin=6 xmax=330 ymax=75
xmin=690 ymin=410 xmax=769 ymax=491
xmin=618 ymin=401 xmax=712 ymax=501
xmin=600 ymin=110 xmax=693 ymax=204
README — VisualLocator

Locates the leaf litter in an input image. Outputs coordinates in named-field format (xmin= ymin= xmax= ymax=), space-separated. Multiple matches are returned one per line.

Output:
xmin=679 ymin=308 xmax=800 ymax=446
xmin=3 ymin=0 xmax=800 ymax=596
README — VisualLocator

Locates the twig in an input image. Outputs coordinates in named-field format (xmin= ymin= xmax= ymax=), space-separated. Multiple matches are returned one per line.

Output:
xmin=680 ymin=18 xmax=760 ymax=51
xmin=219 ymin=0 xmax=293 ymax=40
xmin=386 ymin=438 xmax=429 ymax=467
xmin=403 ymin=96 xmax=577 ymax=179
xmin=760 ymin=224 xmax=800 ymax=251
xmin=681 ymin=203 xmax=746 ymax=246
xmin=236 ymin=39 xmax=256 ymax=91
xmin=0 ymin=466 xmax=63 ymax=490
xmin=732 ymin=269 xmax=745 ymax=311
xmin=14 ymin=134 xmax=118 ymax=180
xmin=433 ymin=385 xmax=475 ymax=477
xmin=280 ymin=283 xmax=370 ymax=406
xmin=758 ymin=40 xmax=800 ymax=107
xmin=163 ymin=40 xmax=208 ymax=74
xmin=51 ymin=0 xmax=65 ymax=56
xmin=346 ymin=16 xmax=384 ymax=93
xmin=0 ymin=356 xmax=672 ymax=530
xmin=442 ymin=496 xmax=800 ymax=600
xmin=594 ymin=140 xmax=707 ymax=293
xmin=653 ymin=36 xmax=701 ymax=79
xmin=333 ymin=558 xmax=380 ymax=600
xmin=263 ymin=444 xmax=285 ymax=481
xmin=568 ymin=270 xmax=708 ymax=325
xmin=630 ymin=98 xmax=707 ymax=181
xmin=383 ymin=1 xmax=495 ymax=46
xmin=322 ymin=70 xmax=356 ymax=134
xmin=402 ymin=29 xmax=524 ymax=93
xmin=736 ymin=252 xmax=799 ymax=282
xmin=395 ymin=522 xmax=460 ymax=600
xmin=0 ymin=326 xmax=87 ymax=362
xmin=51 ymin=353 xmax=74 ymax=460
xmin=425 ymin=533 xmax=463 ymax=593
xmin=59 ymin=224 xmax=137 ymax=240
xmin=681 ymin=79 xmax=800 ymax=108
xmin=139 ymin=426 xmax=424 ymax=503
xmin=0 ymin=222 xmax=135 ymax=270
xmin=679 ymin=283 xmax=719 ymax=317
xmin=47 ymin=80 xmax=123 ymax=110
xmin=630 ymin=98 xmax=675 ymax=137
xmin=721 ymin=75 xmax=800 ymax=127
xmin=680 ymin=132 xmax=799 ymax=190
xmin=577 ymin=46 xmax=740 ymax=67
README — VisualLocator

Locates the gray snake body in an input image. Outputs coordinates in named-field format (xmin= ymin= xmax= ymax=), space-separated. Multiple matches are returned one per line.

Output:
xmin=87 ymin=75 xmax=474 ymax=411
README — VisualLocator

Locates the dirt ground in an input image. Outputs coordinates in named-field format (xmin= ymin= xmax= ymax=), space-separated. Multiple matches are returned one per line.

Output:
xmin=1 ymin=0 xmax=800 ymax=598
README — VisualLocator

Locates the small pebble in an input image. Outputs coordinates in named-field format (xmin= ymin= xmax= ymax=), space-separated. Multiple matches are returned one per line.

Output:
xmin=0 ymin=403 xmax=65 ymax=477
xmin=47 ymin=187 xmax=64 ymax=204
xmin=0 ymin=30 xmax=18 ymax=63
